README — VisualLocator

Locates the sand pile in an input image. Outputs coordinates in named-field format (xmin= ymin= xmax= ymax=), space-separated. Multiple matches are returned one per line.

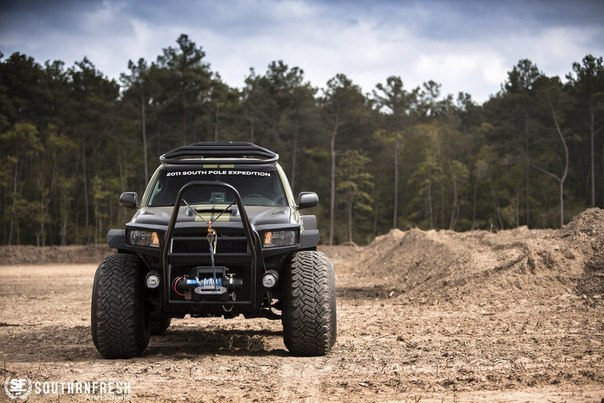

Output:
xmin=341 ymin=208 xmax=604 ymax=307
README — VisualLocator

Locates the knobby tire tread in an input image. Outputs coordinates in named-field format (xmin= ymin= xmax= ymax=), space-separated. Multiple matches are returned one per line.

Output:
xmin=91 ymin=254 xmax=150 ymax=359
xmin=283 ymin=251 xmax=337 ymax=356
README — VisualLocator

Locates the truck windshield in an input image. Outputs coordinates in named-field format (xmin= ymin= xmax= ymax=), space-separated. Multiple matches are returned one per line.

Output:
xmin=147 ymin=169 xmax=287 ymax=207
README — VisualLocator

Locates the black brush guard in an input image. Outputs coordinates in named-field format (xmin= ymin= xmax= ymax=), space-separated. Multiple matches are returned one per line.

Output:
xmin=160 ymin=181 xmax=261 ymax=314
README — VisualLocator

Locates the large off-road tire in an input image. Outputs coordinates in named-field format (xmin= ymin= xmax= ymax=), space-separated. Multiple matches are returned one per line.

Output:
xmin=149 ymin=317 xmax=171 ymax=336
xmin=282 ymin=251 xmax=337 ymax=356
xmin=91 ymin=254 xmax=150 ymax=359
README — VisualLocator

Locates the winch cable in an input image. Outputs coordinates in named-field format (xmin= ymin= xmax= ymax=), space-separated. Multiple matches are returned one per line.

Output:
xmin=207 ymin=227 xmax=218 ymax=289
xmin=182 ymin=199 xmax=236 ymax=290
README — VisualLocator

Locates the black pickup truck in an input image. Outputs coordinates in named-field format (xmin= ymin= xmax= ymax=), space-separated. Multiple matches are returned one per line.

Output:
xmin=91 ymin=142 xmax=336 ymax=358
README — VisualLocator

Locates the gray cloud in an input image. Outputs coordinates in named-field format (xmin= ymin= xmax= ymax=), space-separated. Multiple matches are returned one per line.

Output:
xmin=1 ymin=0 xmax=602 ymax=101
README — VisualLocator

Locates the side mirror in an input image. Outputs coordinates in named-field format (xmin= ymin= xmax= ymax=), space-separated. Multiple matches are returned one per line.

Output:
xmin=119 ymin=192 xmax=138 ymax=209
xmin=298 ymin=192 xmax=319 ymax=209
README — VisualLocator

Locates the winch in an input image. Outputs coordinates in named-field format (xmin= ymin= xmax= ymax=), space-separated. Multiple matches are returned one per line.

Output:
xmin=173 ymin=266 xmax=243 ymax=301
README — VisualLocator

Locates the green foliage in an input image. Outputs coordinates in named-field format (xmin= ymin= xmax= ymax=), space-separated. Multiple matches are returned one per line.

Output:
xmin=336 ymin=150 xmax=374 ymax=243
xmin=0 ymin=36 xmax=602 ymax=244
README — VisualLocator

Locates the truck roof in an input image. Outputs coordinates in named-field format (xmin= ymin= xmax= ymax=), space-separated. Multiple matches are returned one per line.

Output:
xmin=160 ymin=142 xmax=279 ymax=165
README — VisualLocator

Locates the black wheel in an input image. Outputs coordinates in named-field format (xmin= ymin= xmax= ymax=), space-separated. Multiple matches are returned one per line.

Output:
xmin=282 ymin=251 xmax=337 ymax=356
xmin=149 ymin=317 xmax=171 ymax=335
xmin=91 ymin=254 xmax=150 ymax=359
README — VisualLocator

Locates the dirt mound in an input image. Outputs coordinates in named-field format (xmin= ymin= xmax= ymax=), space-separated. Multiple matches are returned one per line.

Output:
xmin=561 ymin=207 xmax=604 ymax=236
xmin=0 ymin=245 xmax=112 ymax=265
xmin=340 ymin=208 xmax=604 ymax=307
xmin=563 ymin=208 xmax=604 ymax=298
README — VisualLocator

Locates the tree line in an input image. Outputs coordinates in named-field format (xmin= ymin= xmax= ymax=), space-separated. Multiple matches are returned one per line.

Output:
xmin=1 ymin=34 xmax=603 ymax=246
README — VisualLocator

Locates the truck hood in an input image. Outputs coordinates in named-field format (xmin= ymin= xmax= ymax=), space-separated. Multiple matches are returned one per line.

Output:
xmin=130 ymin=205 xmax=296 ymax=227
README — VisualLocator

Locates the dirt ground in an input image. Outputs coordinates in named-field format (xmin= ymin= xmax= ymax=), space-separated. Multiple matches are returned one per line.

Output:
xmin=1 ymin=209 xmax=603 ymax=402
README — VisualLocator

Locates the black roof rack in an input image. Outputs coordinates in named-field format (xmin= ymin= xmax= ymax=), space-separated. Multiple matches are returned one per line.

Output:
xmin=159 ymin=142 xmax=279 ymax=165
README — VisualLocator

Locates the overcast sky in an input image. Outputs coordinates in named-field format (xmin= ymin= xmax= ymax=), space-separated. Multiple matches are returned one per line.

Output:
xmin=1 ymin=0 xmax=603 ymax=103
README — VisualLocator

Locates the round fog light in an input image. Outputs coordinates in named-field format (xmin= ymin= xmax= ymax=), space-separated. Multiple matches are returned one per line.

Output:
xmin=146 ymin=273 xmax=160 ymax=289
xmin=262 ymin=270 xmax=279 ymax=289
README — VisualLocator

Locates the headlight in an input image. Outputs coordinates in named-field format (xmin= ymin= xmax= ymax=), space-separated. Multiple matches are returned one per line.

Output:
xmin=263 ymin=230 xmax=299 ymax=248
xmin=128 ymin=230 xmax=160 ymax=247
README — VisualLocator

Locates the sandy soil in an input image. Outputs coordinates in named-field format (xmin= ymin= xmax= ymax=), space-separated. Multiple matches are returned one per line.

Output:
xmin=1 ymin=209 xmax=603 ymax=402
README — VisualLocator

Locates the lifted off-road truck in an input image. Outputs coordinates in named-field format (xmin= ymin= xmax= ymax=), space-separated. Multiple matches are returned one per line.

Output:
xmin=91 ymin=142 xmax=336 ymax=358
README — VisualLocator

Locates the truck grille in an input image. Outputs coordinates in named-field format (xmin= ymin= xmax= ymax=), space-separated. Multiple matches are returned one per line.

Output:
xmin=171 ymin=234 xmax=248 ymax=254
